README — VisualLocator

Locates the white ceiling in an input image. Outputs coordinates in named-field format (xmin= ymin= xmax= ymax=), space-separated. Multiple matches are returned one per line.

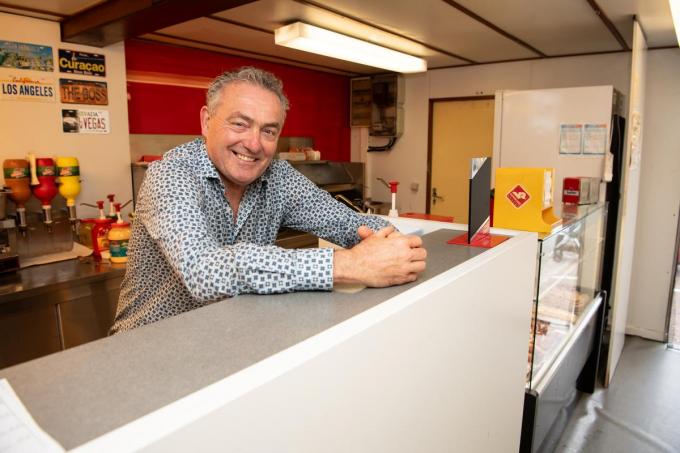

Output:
xmin=0 ymin=0 xmax=677 ymax=75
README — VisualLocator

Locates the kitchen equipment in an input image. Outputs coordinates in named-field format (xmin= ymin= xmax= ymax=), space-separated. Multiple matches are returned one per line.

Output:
xmin=376 ymin=177 xmax=400 ymax=217
xmin=0 ymin=218 xmax=19 ymax=273
xmin=29 ymin=154 xmax=58 ymax=226
xmin=288 ymin=161 xmax=368 ymax=247
xmin=0 ymin=188 xmax=8 ymax=220
xmin=56 ymin=156 xmax=81 ymax=227
xmin=292 ymin=161 xmax=367 ymax=212
xmin=89 ymin=200 xmax=113 ymax=260
xmin=3 ymin=159 xmax=31 ymax=229
xmin=562 ymin=177 xmax=601 ymax=205
xmin=388 ymin=181 xmax=399 ymax=217
xmin=14 ymin=210 xmax=74 ymax=259
xmin=78 ymin=218 xmax=96 ymax=248
xmin=106 ymin=194 xmax=116 ymax=219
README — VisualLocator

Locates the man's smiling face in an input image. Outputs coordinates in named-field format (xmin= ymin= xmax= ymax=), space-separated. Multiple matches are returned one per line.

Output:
xmin=200 ymin=81 xmax=284 ymax=193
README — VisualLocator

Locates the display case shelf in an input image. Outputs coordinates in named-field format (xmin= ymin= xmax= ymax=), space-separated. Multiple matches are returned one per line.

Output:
xmin=521 ymin=203 xmax=608 ymax=453
xmin=527 ymin=203 xmax=607 ymax=389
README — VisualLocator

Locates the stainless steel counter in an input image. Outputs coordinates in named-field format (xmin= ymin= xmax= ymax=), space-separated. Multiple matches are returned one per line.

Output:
xmin=0 ymin=258 xmax=125 ymax=368
xmin=0 ymin=229 xmax=485 ymax=450
xmin=0 ymin=258 xmax=124 ymax=305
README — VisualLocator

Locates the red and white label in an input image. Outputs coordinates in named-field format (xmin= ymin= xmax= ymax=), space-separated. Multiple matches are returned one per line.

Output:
xmin=507 ymin=184 xmax=530 ymax=208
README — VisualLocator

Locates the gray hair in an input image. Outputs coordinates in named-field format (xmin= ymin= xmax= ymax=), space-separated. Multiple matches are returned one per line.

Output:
xmin=206 ymin=66 xmax=290 ymax=117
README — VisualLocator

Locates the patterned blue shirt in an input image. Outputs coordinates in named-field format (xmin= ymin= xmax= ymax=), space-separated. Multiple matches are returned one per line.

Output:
xmin=111 ymin=138 xmax=389 ymax=333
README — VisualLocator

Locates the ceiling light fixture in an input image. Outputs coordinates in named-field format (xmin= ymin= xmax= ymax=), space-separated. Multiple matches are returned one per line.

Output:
xmin=670 ymin=0 xmax=680 ymax=46
xmin=274 ymin=22 xmax=427 ymax=74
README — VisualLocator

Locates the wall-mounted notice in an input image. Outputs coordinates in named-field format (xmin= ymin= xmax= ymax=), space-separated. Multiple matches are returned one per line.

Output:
xmin=62 ymin=109 xmax=110 ymax=134
xmin=0 ymin=40 xmax=53 ymax=72
xmin=58 ymin=49 xmax=106 ymax=77
xmin=0 ymin=74 xmax=55 ymax=102
xmin=583 ymin=123 xmax=608 ymax=155
xmin=559 ymin=124 xmax=583 ymax=155
xmin=59 ymin=79 xmax=108 ymax=105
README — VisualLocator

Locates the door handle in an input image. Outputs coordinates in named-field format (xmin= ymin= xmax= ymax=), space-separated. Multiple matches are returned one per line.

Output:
xmin=432 ymin=187 xmax=444 ymax=205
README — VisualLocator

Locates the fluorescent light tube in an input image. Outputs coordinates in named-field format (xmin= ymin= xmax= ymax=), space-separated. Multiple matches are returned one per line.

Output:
xmin=275 ymin=22 xmax=427 ymax=73
xmin=671 ymin=0 xmax=680 ymax=46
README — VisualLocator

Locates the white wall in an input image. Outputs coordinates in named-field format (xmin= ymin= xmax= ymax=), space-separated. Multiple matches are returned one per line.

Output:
xmin=364 ymin=72 xmax=429 ymax=212
xmin=627 ymin=48 xmax=680 ymax=340
xmin=606 ymin=20 xmax=647 ymax=383
xmin=364 ymin=53 xmax=631 ymax=213
xmin=359 ymin=49 xmax=680 ymax=341
xmin=0 ymin=13 xmax=132 ymax=219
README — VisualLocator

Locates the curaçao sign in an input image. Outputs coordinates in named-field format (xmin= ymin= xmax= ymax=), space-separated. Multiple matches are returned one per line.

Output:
xmin=0 ymin=74 xmax=55 ymax=102
xmin=58 ymin=49 xmax=106 ymax=77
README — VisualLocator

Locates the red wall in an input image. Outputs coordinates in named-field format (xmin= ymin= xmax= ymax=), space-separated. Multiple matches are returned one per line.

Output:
xmin=125 ymin=40 xmax=351 ymax=161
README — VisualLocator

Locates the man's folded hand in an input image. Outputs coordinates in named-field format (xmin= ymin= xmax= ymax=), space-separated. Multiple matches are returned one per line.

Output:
xmin=334 ymin=225 xmax=427 ymax=287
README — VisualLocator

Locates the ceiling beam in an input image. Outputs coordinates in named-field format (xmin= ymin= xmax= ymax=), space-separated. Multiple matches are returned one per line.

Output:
xmin=0 ymin=1 xmax=66 ymax=20
xmin=61 ymin=0 xmax=258 ymax=47
xmin=207 ymin=15 xmax=273 ymax=35
xmin=585 ymin=0 xmax=630 ymax=51
xmin=440 ymin=0 xmax=547 ymax=57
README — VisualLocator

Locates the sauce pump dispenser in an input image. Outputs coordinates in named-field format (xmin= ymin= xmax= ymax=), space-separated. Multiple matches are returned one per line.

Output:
xmin=56 ymin=156 xmax=81 ymax=228
xmin=28 ymin=154 xmax=58 ymax=227
xmin=3 ymin=159 xmax=31 ymax=230
xmin=91 ymin=200 xmax=113 ymax=260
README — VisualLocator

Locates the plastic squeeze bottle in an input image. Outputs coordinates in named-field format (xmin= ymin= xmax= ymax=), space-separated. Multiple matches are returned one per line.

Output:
xmin=3 ymin=159 xmax=31 ymax=229
xmin=108 ymin=202 xmax=130 ymax=263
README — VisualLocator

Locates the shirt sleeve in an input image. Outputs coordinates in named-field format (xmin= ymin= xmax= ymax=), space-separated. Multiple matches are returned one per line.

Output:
xmin=137 ymin=163 xmax=334 ymax=302
xmin=279 ymin=162 xmax=392 ymax=248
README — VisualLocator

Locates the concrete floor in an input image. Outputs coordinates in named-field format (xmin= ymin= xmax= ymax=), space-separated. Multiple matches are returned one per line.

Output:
xmin=554 ymin=336 xmax=680 ymax=452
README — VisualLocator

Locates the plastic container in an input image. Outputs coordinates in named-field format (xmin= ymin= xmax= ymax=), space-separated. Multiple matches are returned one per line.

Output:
xmin=4 ymin=159 xmax=31 ymax=227
xmin=91 ymin=218 xmax=113 ymax=260
xmin=108 ymin=222 xmax=131 ymax=263
xmin=78 ymin=218 xmax=96 ymax=247
xmin=56 ymin=156 xmax=81 ymax=222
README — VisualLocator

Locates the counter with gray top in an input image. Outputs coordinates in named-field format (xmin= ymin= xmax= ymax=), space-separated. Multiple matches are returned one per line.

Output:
xmin=0 ymin=226 xmax=538 ymax=453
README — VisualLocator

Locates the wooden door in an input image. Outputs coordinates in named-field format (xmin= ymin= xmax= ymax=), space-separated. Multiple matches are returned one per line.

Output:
xmin=429 ymin=98 xmax=494 ymax=223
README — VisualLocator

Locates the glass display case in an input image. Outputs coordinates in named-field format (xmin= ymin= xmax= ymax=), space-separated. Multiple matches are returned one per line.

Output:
xmin=526 ymin=203 xmax=607 ymax=389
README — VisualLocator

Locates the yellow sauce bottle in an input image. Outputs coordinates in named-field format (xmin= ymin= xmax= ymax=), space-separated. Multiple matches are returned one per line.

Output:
xmin=108 ymin=203 xmax=130 ymax=263
xmin=108 ymin=222 xmax=130 ymax=263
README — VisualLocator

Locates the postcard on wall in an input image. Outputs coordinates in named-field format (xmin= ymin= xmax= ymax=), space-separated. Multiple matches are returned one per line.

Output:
xmin=0 ymin=40 xmax=53 ymax=72
xmin=58 ymin=49 xmax=106 ymax=77
xmin=583 ymin=123 xmax=608 ymax=155
xmin=59 ymin=78 xmax=108 ymax=105
xmin=62 ymin=109 xmax=110 ymax=134
xmin=0 ymin=74 xmax=55 ymax=102
xmin=559 ymin=124 xmax=583 ymax=155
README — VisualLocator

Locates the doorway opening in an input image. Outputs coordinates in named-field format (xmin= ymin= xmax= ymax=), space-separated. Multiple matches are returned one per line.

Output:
xmin=426 ymin=96 xmax=494 ymax=222
xmin=666 ymin=205 xmax=680 ymax=350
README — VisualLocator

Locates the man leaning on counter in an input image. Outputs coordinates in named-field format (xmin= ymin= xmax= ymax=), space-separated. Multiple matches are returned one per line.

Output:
xmin=110 ymin=66 xmax=427 ymax=333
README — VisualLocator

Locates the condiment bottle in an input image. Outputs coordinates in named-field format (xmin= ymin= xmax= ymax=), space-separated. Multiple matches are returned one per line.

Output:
xmin=91 ymin=200 xmax=112 ymax=260
xmin=56 ymin=156 xmax=81 ymax=227
xmin=3 ymin=159 xmax=31 ymax=229
xmin=29 ymin=154 xmax=58 ymax=225
xmin=107 ymin=202 xmax=130 ymax=263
